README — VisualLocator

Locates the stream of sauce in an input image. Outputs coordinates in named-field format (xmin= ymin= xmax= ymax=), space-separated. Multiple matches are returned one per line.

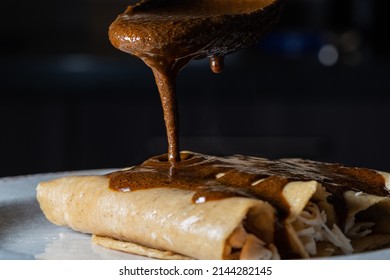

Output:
xmin=109 ymin=0 xmax=282 ymax=162
xmin=108 ymin=0 xmax=388 ymax=210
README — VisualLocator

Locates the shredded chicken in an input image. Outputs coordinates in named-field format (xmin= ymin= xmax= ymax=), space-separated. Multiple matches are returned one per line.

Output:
xmin=347 ymin=222 xmax=375 ymax=238
xmin=240 ymin=234 xmax=273 ymax=260
xmin=227 ymin=224 xmax=247 ymax=248
xmin=295 ymin=202 xmax=353 ymax=256
xmin=227 ymin=202 xmax=357 ymax=259
xmin=226 ymin=223 xmax=280 ymax=260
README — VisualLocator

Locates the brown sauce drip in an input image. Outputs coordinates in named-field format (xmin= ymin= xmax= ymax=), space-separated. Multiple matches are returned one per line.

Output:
xmin=210 ymin=56 xmax=225 ymax=73
xmin=107 ymin=152 xmax=388 ymax=215
xmin=109 ymin=0 xmax=282 ymax=161
xmin=151 ymin=68 xmax=181 ymax=162
xmin=106 ymin=0 xmax=389 ymax=212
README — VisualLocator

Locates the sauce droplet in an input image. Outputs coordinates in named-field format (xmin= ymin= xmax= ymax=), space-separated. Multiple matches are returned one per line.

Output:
xmin=210 ymin=56 xmax=224 ymax=73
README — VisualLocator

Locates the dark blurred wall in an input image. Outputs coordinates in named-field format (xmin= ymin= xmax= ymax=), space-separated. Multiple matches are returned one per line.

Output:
xmin=0 ymin=0 xmax=390 ymax=177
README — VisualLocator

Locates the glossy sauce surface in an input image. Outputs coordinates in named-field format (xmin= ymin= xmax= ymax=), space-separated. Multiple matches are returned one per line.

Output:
xmin=107 ymin=1 xmax=389 ymax=211
xmin=108 ymin=152 xmax=388 ymax=215
xmin=109 ymin=0 xmax=282 ymax=162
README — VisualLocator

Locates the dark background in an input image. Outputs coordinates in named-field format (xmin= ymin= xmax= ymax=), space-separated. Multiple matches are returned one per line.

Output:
xmin=1 ymin=0 xmax=390 ymax=177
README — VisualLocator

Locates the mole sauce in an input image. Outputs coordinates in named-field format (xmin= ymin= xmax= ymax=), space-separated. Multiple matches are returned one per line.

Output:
xmin=109 ymin=0 xmax=282 ymax=162
xmin=107 ymin=0 xmax=388 ymax=211
xmin=108 ymin=152 xmax=388 ymax=215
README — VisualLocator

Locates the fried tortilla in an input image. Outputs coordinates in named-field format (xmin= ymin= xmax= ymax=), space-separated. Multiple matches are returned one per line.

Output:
xmin=37 ymin=174 xmax=278 ymax=260
xmin=37 ymin=152 xmax=390 ymax=259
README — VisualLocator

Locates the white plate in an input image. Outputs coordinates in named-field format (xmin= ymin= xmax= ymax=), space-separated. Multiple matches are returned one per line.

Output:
xmin=0 ymin=171 xmax=389 ymax=260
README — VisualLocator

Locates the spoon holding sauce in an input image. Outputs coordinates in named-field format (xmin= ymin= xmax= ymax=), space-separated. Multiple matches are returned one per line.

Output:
xmin=109 ymin=0 xmax=284 ymax=163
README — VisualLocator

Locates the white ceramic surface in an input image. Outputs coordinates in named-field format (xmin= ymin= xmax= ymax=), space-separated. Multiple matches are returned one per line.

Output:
xmin=0 ymin=171 xmax=389 ymax=260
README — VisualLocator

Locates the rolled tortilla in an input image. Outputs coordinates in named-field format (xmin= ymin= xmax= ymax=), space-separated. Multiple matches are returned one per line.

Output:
xmin=281 ymin=179 xmax=390 ymax=258
xmin=37 ymin=175 xmax=277 ymax=260
xmin=344 ymin=190 xmax=390 ymax=253
xmin=36 ymin=153 xmax=390 ymax=259
xmin=270 ymin=180 xmax=352 ymax=258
